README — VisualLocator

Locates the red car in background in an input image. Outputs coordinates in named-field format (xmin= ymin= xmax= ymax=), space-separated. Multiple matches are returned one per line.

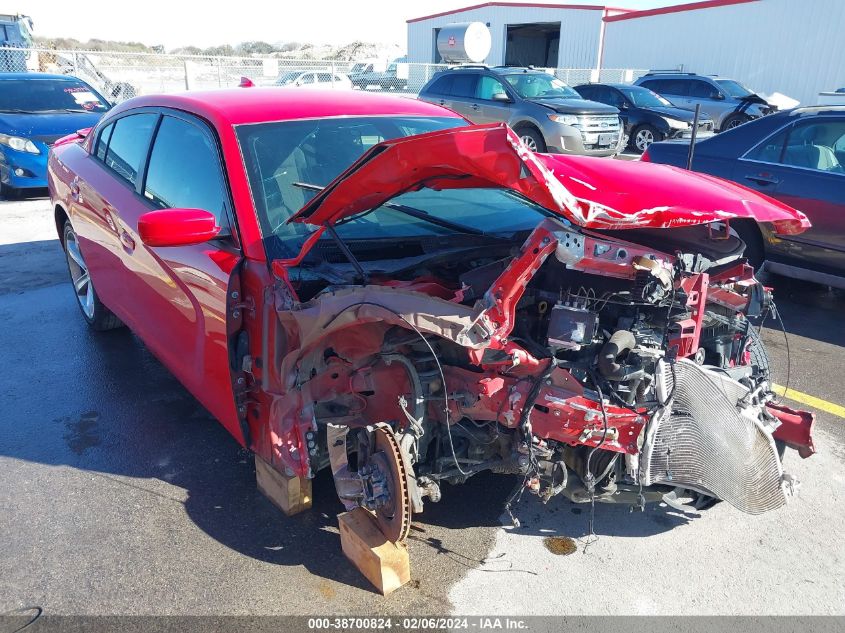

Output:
xmin=49 ymin=88 xmax=814 ymax=549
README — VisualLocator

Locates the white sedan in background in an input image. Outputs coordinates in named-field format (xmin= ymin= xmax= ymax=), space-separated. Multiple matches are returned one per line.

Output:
xmin=276 ymin=70 xmax=352 ymax=90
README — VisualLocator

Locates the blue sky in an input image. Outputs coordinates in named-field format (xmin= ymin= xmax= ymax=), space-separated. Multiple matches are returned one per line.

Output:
xmin=27 ymin=0 xmax=685 ymax=49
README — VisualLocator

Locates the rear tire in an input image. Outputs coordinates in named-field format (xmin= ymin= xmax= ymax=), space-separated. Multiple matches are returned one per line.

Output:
xmin=62 ymin=220 xmax=124 ymax=331
xmin=514 ymin=126 xmax=546 ymax=153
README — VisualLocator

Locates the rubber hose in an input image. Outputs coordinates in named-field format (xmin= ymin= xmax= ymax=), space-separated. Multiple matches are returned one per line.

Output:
xmin=598 ymin=330 xmax=636 ymax=381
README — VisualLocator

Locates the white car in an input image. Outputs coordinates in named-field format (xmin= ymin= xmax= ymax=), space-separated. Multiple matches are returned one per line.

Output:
xmin=276 ymin=71 xmax=352 ymax=90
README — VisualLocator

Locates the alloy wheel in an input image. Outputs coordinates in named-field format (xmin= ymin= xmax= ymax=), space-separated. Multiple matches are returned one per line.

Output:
xmin=520 ymin=134 xmax=538 ymax=152
xmin=64 ymin=226 xmax=95 ymax=319
xmin=635 ymin=128 xmax=655 ymax=152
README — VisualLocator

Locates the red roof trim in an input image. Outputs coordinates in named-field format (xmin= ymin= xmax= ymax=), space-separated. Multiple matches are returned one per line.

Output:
xmin=407 ymin=2 xmax=630 ymax=24
xmin=604 ymin=0 xmax=759 ymax=22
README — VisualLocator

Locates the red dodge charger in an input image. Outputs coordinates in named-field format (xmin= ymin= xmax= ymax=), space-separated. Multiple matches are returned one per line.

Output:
xmin=49 ymin=87 xmax=814 ymax=548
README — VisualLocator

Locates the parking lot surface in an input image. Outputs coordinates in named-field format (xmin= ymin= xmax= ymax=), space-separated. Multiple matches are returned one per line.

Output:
xmin=1 ymin=196 xmax=843 ymax=615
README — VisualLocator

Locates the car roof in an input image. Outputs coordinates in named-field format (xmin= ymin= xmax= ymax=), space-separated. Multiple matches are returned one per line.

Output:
xmin=578 ymin=83 xmax=642 ymax=90
xmin=492 ymin=67 xmax=550 ymax=75
xmin=788 ymin=105 xmax=845 ymax=117
xmin=107 ymin=88 xmax=462 ymax=127
xmin=640 ymin=73 xmax=735 ymax=81
xmin=0 ymin=72 xmax=81 ymax=81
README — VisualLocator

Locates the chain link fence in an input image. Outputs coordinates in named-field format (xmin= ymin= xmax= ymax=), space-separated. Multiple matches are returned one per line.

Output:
xmin=2 ymin=46 xmax=647 ymax=102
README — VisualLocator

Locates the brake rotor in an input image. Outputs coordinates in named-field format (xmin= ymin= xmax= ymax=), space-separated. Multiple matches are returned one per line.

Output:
xmin=371 ymin=424 xmax=412 ymax=543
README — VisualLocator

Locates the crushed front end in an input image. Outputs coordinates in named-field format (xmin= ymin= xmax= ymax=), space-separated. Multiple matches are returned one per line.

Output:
xmin=264 ymin=124 xmax=814 ymax=538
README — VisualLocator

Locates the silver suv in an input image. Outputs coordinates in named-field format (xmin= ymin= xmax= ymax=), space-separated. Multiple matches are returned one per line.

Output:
xmin=418 ymin=66 xmax=624 ymax=156
xmin=634 ymin=72 xmax=777 ymax=132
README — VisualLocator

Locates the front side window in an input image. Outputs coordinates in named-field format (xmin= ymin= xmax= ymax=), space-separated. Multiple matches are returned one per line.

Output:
xmin=236 ymin=116 xmax=467 ymax=253
xmin=103 ymin=113 xmax=158 ymax=186
xmin=745 ymin=126 xmax=790 ymax=163
xmin=745 ymin=120 xmax=845 ymax=173
xmin=781 ymin=121 xmax=845 ymax=173
xmin=0 ymin=78 xmax=110 ymax=113
xmin=503 ymin=74 xmax=579 ymax=99
xmin=689 ymin=80 xmax=721 ymax=99
xmin=715 ymin=79 xmax=754 ymax=98
xmin=143 ymin=116 xmax=229 ymax=224
xmin=477 ymin=76 xmax=508 ymax=101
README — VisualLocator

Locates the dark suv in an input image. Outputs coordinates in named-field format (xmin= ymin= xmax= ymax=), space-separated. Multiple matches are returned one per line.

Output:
xmin=418 ymin=66 xmax=623 ymax=156
xmin=634 ymin=72 xmax=776 ymax=132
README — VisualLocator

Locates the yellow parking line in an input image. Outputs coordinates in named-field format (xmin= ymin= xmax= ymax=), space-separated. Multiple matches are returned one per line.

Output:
xmin=772 ymin=383 xmax=845 ymax=419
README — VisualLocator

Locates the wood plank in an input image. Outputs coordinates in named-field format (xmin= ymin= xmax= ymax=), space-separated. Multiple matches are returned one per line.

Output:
xmin=255 ymin=454 xmax=312 ymax=516
xmin=338 ymin=507 xmax=410 ymax=595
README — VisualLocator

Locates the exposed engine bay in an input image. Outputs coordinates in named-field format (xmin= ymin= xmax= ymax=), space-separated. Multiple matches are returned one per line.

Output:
xmin=267 ymin=216 xmax=815 ymax=541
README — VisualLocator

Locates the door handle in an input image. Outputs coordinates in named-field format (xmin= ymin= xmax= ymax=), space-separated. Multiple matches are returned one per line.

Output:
xmin=744 ymin=173 xmax=780 ymax=185
xmin=470 ymin=103 xmax=480 ymax=111
xmin=438 ymin=99 xmax=446 ymax=106
xmin=120 ymin=230 xmax=135 ymax=252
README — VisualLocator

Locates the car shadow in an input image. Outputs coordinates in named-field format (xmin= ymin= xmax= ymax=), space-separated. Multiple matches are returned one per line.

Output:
xmin=0 ymin=239 xmax=753 ymax=594
xmin=765 ymin=274 xmax=845 ymax=348
xmin=0 ymin=186 xmax=48 ymax=201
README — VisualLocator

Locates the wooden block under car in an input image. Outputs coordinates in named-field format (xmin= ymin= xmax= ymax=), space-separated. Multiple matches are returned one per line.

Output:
xmin=338 ymin=507 xmax=411 ymax=595
xmin=255 ymin=454 xmax=312 ymax=516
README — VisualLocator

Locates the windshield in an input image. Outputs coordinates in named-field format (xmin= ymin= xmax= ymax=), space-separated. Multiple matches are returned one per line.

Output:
xmin=0 ymin=79 xmax=110 ymax=113
xmin=335 ymin=188 xmax=553 ymax=239
xmin=237 ymin=115 xmax=496 ymax=256
xmin=715 ymin=79 xmax=754 ymax=98
xmin=503 ymin=73 xmax=580 ymax=99
xmin=619 ymin=86 xmax=673 ymax=108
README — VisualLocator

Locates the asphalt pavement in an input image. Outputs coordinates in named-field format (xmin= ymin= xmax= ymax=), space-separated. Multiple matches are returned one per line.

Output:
xmin=1 ymin=195 xmax=843 ymax=616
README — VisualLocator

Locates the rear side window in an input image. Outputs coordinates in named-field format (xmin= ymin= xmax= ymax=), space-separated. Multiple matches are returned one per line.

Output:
xmin=95 ymin=122 xmax=114 ymax=161
xmin=103 ymin=113 xmax=158 ymax=186
xmin=643 ymin=79 xmax=689 ymax=96
xmin=143 ymin=116 xmax=228 ymax=225
xmin=450 ymin=74 xmax=478 ymax=98
xmin=427 ymin=74 xmax=453 ymax=95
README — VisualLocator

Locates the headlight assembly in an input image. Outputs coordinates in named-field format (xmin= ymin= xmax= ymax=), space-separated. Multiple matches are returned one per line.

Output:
xmin=663 ymin=118 xmax=691 ymax=130
xmin=0 ymin=134 xmax=40 ymax=154
xmin=548 ymin=114 xmax=580 ymax=126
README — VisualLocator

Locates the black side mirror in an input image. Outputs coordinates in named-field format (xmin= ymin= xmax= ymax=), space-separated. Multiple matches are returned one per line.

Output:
xmin=713 ymin=92 xmax=725 ymax=100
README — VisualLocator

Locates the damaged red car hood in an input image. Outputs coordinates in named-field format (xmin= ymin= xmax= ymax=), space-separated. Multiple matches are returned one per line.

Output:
xmin=289 ymin=123 xmax=810 ymax=235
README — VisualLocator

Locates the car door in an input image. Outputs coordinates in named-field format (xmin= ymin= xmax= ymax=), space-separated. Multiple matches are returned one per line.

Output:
xmin=445 ymin=73 xmax=480 ymax=121
xmin=104 ymin=110 xmax=245 ymax=440
xmin=737 ymin=117 xmax=845 ymax=271
xmin=71 ymin=112 xmax=159 ymax=319
xmin=423 ymin=74 xmax=455 ymax=109
xmin=688 ymin=79 xmax=731 ymax=123
xmin=595 ymin=86 xmax=632 ymax=129
xmin=473 ymin=75 xmax=513 ymax=125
